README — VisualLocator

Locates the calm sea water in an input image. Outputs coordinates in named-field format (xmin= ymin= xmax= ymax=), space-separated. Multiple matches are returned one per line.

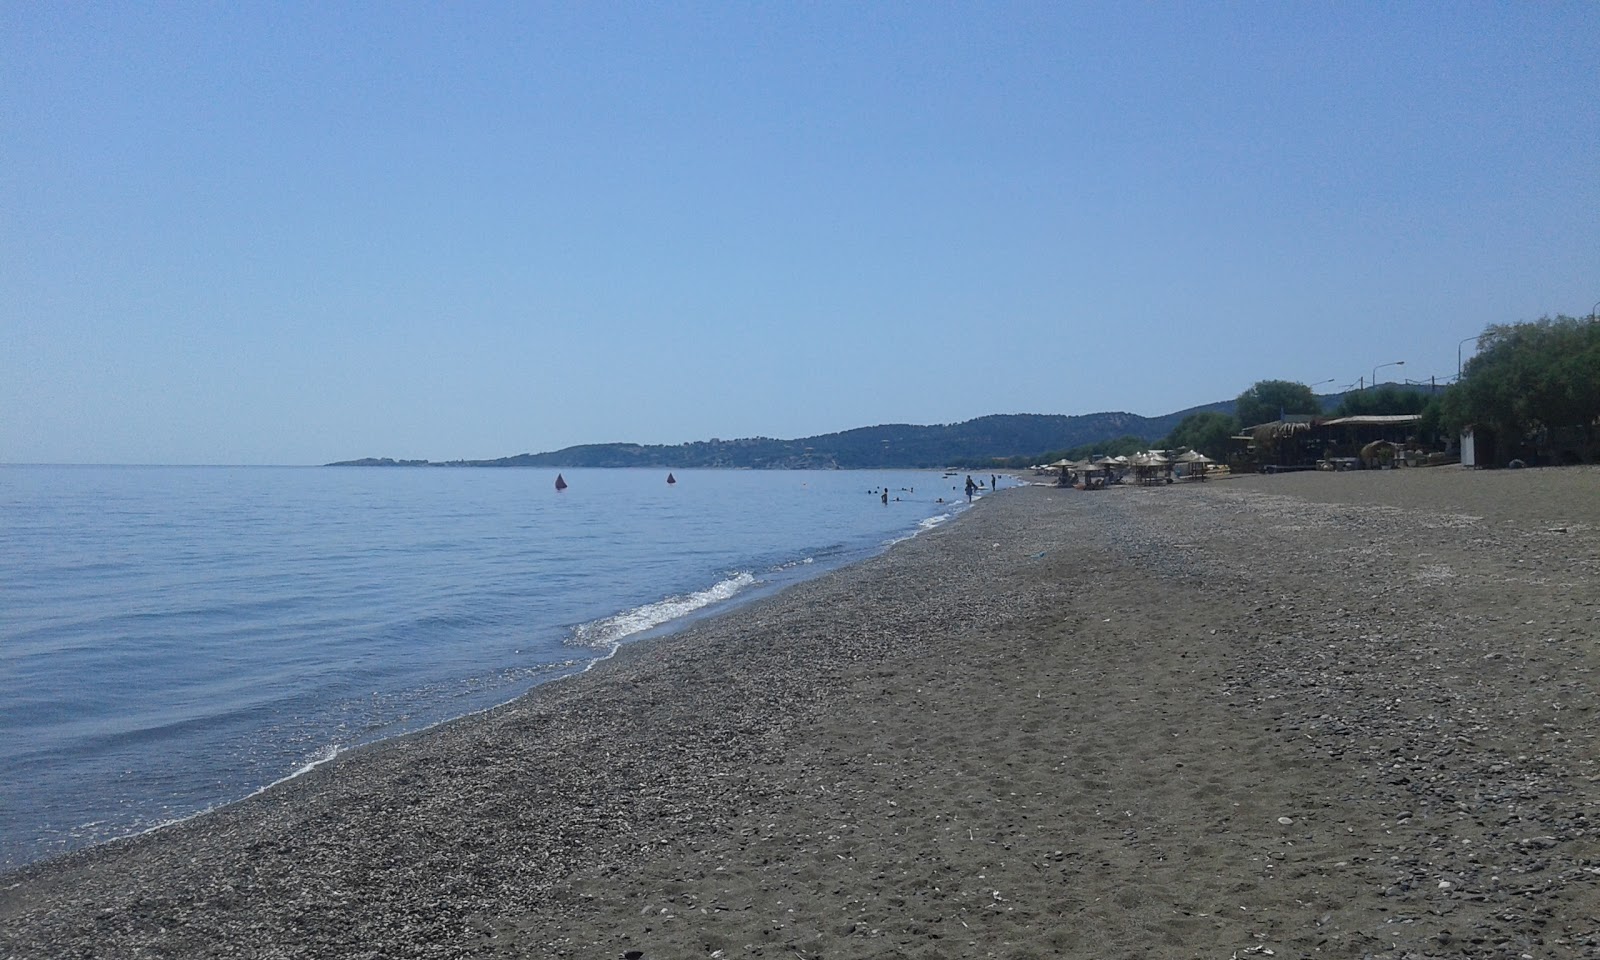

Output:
xmin=0 ymin=465 xmax=990 ymax=869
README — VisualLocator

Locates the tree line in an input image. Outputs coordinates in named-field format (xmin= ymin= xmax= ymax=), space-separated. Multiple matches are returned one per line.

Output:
xmin=1175 ymin=314 xmax=1597 ymax=466
xmin=991 ymin=314 xmax=1597 ymax=468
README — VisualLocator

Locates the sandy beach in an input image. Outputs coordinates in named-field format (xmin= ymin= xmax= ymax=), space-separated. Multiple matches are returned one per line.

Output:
xmin=4 ymin=466 xmax=1598 ymax=959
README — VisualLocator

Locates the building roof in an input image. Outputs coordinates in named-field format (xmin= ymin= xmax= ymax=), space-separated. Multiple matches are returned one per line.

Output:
xmin=1321 ymin=414 xmax=1423 ymax=426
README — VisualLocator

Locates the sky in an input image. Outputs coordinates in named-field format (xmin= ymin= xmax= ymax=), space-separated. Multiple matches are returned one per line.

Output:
xmin=3 ymin=3 xmax=1597 ymax=465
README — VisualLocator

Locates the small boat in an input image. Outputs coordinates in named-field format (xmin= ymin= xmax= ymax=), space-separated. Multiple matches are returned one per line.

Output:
xmin=667 ymin=472 xmax=676 ymax=485
xmin=555 ymin=474 xmax=568 ymax=491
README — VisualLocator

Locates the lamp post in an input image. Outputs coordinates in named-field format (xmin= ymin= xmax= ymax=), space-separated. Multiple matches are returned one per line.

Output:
xmin=1457 ymin=333 xmax=1492 ymax=380
xmin=1371 ymin=360 xmax=1404 ymax=391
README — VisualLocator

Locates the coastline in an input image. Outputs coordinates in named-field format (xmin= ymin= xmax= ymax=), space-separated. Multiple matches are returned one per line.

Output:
xmin=0 ymin=465 xmax=968 ymax=872
xmin=4 ymin=469 xmax=1598 ymax=958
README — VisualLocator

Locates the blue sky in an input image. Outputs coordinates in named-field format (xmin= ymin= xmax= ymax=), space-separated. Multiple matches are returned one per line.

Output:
xmin=4 ymin=2 xmax=1596 ymax=465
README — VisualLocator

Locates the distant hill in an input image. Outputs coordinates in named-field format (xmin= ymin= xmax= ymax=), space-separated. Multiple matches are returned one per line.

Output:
xmin=330 ymin=390 xmax=1407 ymax=469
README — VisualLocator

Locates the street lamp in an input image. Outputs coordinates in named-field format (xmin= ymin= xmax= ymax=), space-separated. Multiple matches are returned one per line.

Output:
xmin=1457 ymin=333 xmax=1491 ymax=380
xmin=1372 ymin=360 xmax=1404 ymax=390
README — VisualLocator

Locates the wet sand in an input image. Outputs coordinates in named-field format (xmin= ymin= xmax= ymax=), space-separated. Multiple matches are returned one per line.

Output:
xmin=3 ymin=466 xmax=1598 ymax=958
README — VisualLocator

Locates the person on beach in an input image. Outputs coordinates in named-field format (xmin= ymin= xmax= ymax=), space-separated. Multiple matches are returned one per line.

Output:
xmin=965 ymin=475 xmax=977 ymax=502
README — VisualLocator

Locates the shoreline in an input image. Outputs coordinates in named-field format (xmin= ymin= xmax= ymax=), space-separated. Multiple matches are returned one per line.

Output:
xmin=4 ymin=469 xmax=1598 ymax=957
xmin=0 ymin=473 xmax=979 ymax=876
xmin=0 ymin=482 xmax=984 ymax=884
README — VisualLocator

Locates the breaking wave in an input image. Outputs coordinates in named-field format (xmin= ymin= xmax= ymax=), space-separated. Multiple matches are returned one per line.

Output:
xmin=568 ymin=571 xmax=759 ymax=651
xmin=885 ymin=509 xmax=956 ymax=545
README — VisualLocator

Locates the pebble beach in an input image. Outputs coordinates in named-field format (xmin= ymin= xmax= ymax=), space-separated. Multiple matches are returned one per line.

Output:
xmin=3 ymin=466 xmax=1598 ymax=959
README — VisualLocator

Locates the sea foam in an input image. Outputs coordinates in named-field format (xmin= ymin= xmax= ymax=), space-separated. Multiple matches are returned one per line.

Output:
xmin=568 ymin=571 xmax=758 ymax=651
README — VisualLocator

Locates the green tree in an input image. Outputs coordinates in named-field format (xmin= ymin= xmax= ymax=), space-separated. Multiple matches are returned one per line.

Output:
xmin=1442 ymin=315 xmax=1600 ymax=462
xmin=1417 ymin=395 xmax=1447 ymax=442
xmin=1333 ymin=384 xmax=1431 ymax=417
xmin=1084 ymin=434 xmax=1153 ymax=459
xmin=1234 ymin=380 xmax=1320 ymax=428
xmin=1162 ymin=411 xmax=1240 ymax=460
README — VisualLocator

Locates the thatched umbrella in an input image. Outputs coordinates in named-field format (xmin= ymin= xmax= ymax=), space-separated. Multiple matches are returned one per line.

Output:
xmin=1126 ymin=451 xmax=1173 ymax=484
xmin=1175 ymin=449 xmax=1215 ymax=479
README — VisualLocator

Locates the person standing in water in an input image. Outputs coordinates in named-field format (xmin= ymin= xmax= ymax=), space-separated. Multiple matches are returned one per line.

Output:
xmin=965 ymin=475 xmax=977 ymax=502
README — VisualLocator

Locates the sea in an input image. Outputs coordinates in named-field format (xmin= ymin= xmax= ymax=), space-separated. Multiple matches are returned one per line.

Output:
xmin=0 ymin=464 xmax=995 ymax=870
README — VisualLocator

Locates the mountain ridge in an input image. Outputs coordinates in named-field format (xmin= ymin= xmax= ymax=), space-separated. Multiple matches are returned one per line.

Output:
xmin=333 ymin=386 xmax=1439 ymax=469
xmin=329 ymin=398 xmax=1247 ymax=469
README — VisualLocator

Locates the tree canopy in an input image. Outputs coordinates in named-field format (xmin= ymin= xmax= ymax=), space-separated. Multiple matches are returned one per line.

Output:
xmin=1161 ymin=411 xmax=1239 ymax=460
xmin=1333 ymin=384 xmax=1432 ymax=417
xmin=1234 ymin=380 xmax=1320 ymax=428
xmin=978 ymin=434 xmax=1151 ymax=469
xmin=1442 ymin=315 xmax=1600 ymax=461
